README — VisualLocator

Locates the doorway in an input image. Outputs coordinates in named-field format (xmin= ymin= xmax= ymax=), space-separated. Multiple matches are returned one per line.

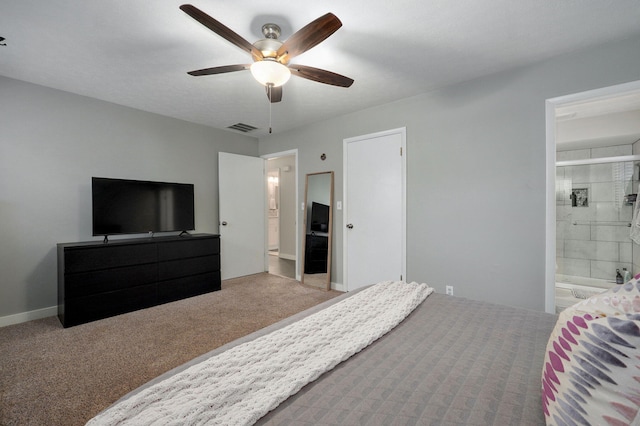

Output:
xmin=545 ymin=80 xmax=640 ymax=313
xmin=263 ymin=151 xmax=298 ymax=280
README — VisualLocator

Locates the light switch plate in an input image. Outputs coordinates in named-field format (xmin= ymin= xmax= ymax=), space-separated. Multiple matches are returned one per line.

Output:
xmin=337 ymin=201 xmax=342 ymax=210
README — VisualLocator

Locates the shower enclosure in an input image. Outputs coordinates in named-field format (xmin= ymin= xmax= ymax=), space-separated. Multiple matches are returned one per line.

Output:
xmin=555 ymin=155 xmax=640 ymax=310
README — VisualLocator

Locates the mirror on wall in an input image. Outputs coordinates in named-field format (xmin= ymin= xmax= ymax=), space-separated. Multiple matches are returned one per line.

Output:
xmin=301 ymin=171 xmax=334 ymax=290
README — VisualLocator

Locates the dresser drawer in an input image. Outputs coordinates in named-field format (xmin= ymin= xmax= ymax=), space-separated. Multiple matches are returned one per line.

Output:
xmin=157 ymin=237 xmax=220 ymax=261
xmin=62 ymin=283 xmax=157 ymax=327
xmin=157 ymin=272 xmax=221 ymax=304
xmin=64 ymin=263 xmax=157 ymax=298
xmin=158 ymin=255 xmax=220 ymax=281
xmin=64 ymin=244 xmax=156 ymax=273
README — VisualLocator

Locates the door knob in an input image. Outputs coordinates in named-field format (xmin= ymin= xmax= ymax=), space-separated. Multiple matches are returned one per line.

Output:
xmin=221 ymin=221 xmax=228 ymax=226
xmin=346 ymin=223 xmax=354 ymax=229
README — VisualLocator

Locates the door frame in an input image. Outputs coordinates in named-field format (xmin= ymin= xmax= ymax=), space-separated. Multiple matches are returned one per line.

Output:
xmin=261 ymin=149 xmax=299 ymax=280
xmin=545 ymin=80 xmax=640 ymax=313
xmin=343 ymin=127 xmax=407 ymax=291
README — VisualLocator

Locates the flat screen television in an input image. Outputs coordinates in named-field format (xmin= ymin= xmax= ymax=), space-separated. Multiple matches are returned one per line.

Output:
xmin=310 ymin=201 xmax=330 ymax=233
xmin=92 ymin=177 xmax=195 ymax=236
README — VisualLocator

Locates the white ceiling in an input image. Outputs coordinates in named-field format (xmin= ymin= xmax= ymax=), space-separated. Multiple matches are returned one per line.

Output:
xmin=1 ymin=0 xmax=639 ymax=137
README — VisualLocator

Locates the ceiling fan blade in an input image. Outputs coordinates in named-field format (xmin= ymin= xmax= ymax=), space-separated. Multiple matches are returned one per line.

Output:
xmin=187 ymin=64 xmax=250 ymax=76
xmin=180 ymin=4 xmax=263 ymax=61
xmin=276 ymin=13 xmax=342 ymax=63
xmin=289 ymin=64 xmax=354 ymax=87
xmin=266 ymin=85 xmax=283 ymax=103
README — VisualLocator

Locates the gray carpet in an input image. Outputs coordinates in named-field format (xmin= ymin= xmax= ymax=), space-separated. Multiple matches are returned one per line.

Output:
xmin=0 ymin=273 xmax=341 ymax=426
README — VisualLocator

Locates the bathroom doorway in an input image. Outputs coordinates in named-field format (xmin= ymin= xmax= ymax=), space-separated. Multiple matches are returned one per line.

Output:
xmin=546 ymin=80 xmax=640 ymax=313
xmin=264 ymin=151 xmax=298 ymax=280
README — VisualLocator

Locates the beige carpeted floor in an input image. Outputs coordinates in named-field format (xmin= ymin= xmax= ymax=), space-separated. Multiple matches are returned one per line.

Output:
xmin=0 ymin=273 xmax=341 ymax=426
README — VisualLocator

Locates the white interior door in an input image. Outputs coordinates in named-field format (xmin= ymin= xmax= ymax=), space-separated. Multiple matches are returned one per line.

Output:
xmin=343 ymin=128 xmax=406 ymax=291
xmin=219 ymin=152 xmax=265 ymax=280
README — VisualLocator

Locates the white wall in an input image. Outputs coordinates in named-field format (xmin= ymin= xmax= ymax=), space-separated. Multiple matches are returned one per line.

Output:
xmin=0 ymin=76 xmax=258 ymax=321
xmin=259 ymin=35 xmax=640 ymax=310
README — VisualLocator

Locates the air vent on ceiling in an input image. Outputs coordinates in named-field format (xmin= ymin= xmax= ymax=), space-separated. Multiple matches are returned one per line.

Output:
xmin=227 ymin=123 xmax=258 ymax=133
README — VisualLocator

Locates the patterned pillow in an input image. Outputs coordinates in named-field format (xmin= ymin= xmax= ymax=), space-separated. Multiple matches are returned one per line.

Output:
xmin=542 ymin=280 xmax=640 ymax=425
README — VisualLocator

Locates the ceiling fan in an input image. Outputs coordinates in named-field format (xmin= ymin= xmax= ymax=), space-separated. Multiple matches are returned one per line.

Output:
xmin=180 ymin=4 xmax=354 ymax=103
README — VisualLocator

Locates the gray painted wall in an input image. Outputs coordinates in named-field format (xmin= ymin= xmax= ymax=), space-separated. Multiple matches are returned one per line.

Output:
xmin=0 ymin=76 xmax=258 ymax=319
xmin=2 ymin=34 xmax=639 ymax=320
xmin=259 ymin=35 xmax=640 ymax=311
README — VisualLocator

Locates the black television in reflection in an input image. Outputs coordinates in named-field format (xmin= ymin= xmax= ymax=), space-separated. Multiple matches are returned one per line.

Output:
xmin=310 ymin=202 xmax=329 ymax=233
xmin=92 ymin=177 xmax=195 ymax=236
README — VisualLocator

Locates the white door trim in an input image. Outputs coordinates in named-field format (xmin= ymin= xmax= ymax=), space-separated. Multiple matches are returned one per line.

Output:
xmin=261 ymin=149 xmax=299 ymax=280
xmin=343 ymin=127 xmax=407 ymax=291
xmin=545 ymin=80 xmax=640 ymax=313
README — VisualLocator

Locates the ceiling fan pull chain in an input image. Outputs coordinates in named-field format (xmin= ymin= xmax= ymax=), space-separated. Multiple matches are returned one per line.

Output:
xmin=268 ymin=84 xmax=273 ymax=134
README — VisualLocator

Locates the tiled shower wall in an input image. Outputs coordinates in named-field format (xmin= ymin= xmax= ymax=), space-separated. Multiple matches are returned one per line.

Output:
xmin=556 ymin=145 xmax=638 ymax=281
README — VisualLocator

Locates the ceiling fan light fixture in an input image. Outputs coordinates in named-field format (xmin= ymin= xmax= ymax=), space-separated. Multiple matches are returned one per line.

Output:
xmin=250 ymin=60 xmax=291 ymax=87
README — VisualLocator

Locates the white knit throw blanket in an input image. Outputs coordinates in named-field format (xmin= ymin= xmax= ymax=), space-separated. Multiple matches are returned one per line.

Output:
xmin=87 ymin=280 xmax=433 ymax=426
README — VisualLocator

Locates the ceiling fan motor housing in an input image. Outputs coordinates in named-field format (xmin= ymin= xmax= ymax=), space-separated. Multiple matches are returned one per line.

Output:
xmin=253 ymin=38 xmax=284 ymax=62
xmin=254 ymin=24 xmax=285 ymax=63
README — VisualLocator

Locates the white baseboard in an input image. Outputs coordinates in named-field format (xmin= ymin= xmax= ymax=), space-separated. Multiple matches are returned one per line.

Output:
xmin=0 ymin=306 xmax=57 ymax=328
xmin=331 ymin=282 xmax=346 ymax=292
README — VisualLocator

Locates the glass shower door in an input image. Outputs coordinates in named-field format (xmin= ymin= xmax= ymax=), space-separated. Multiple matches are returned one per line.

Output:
xmin=556 ymin=159 xmax=637 ymax=284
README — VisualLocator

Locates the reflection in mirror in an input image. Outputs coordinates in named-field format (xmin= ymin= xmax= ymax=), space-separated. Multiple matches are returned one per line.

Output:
xmin=301 ymin=171 xmax=334 ymax=290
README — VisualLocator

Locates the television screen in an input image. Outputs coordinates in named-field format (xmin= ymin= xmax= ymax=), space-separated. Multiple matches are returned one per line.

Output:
xmin=310 ymin=202 xmax=329 ymax=233
xmin=92 ymin=177 xmax=195 ymax=236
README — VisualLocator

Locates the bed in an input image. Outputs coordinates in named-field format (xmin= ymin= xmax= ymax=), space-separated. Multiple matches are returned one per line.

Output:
xmin=88 ymin=281 xmax=558 ymax=425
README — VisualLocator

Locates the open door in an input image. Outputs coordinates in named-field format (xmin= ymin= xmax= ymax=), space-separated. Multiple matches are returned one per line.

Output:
xmin=218 ymin=152 xmax=265 ymax=280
